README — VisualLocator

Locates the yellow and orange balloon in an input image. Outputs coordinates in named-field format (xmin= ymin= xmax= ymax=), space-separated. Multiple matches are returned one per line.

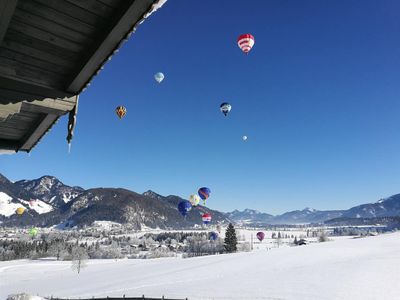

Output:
xmin=16 ymin=207 xmax=25 ymax=215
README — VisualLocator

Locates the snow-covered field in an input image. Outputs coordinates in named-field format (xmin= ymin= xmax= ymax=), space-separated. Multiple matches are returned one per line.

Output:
xmin=1 ymin=232 xmax=399 ymax=300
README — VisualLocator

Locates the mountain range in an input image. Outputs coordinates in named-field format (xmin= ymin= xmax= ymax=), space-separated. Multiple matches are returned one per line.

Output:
xmin=0 ymin=173 xmax=399 ymax=227
xmin=0 ymin=174 xmax=230 ymax=229
xmin=227 ymin=195 xmax=400 ymax=225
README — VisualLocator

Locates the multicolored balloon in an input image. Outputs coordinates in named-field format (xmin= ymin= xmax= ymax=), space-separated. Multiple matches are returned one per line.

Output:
xmin=115 ymin=106 xmax=127 ymax=119
xmin=256 ymin=231 xmax=265 ymax=242
xmin=220 ymin=102 xmax=232 ymax=116
xmin=198 ymin=187 xmax=211 ymax=205
xmin=178 ymin=200 xmax=192 ymax=217
xmin=202 ymin=213 xmax=212 ymax=225
xmin=209 ymin=232 xmax=218 ymax=241
xmin=189 ymin=194 xmax=200 ymax=206
xmin=237 ymin=33 xmax=255 ymax=54
xmin=16 ymin=207 xmax=25 ymax=215
xmin=154 ymin=72 xmax=165 ymax=83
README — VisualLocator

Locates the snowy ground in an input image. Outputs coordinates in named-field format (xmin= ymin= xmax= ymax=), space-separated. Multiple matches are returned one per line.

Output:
xmin=1 ymin=232 xmax=399 ymax=300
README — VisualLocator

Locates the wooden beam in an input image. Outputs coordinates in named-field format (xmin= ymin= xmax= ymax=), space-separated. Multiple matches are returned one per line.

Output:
xmin=0 ymin=138 xmax=19 ymax=152
xmin=20 ymin=113 xmax=60 ymax=151
xmin=66 ymin=0 xmax=154 ymax=93
xmin=0 ymin=0 xmax=17 ymax=46
xmin=21 ymin=96 xmax=77 ymax=115
xmin=0 ymin=75 xmax=74 ymax=104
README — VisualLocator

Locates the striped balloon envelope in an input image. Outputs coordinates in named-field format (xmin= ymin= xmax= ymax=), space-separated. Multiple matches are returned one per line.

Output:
xmin=237 ymin=33 xmax=255 ymax=54
xmin=202 ymin=213 xmax=212 ymax=224
xmin=115 ymin=106 xmax=127 ymax=119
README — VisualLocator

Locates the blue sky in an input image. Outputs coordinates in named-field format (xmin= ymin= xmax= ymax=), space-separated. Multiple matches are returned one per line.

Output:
xmin=1 ymin=0 xmax=400 ymax=214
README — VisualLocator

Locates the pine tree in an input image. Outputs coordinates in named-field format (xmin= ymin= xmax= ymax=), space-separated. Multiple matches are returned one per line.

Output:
xmin=224 ymin=223 xmax=237 ymax=253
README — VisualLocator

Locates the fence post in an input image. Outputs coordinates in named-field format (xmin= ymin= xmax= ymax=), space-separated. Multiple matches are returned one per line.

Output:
xmin=123 ymin=295 xmax=125 ymax=299
xmin=142 ymin=295 xmax=145 ymax=300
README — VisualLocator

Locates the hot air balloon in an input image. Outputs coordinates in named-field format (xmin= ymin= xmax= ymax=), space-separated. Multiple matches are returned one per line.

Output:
xmin=220 ymin=102 xmax=232 ymax=116
xmin=216 ymin=224 xmax=222 ymax=233
xmin=202 ymin=213 xmax=212 ymax=225
xmin=16 ymin=207 xmax=25 ymax=215
xmin=189 ymin=194 xmax=200 ymax=206
xmin=209 ymin=232 xmax=218 ymax=241
xmin=115 ymin=106 xmax=127 ymax=119
xmin=154 ymin=72 xmax=165 ymax=83
xmin=256 ymin=231 xmax=265 ymax=242
xmin=242 ymin=135 xmax=248 ymax=141
xmin=178 ymin=200 xmax=192 ymax=217
xmin=237 ymin=33 xmax=255 ymax=54
xmin=198 ymin=187 xmax=211 ymax=205
xmin=29 ymin=228 xmax=38 ymax=237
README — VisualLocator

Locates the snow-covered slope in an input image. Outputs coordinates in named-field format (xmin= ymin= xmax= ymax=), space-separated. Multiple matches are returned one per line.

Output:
xmin=343 ymin=193 xmax=400 ymax=218
xmin=19 ymin=199 xmax=53 ymax=214
xmin=0 ymin=192 xmax=25 ymax=217
xmin=1 ymin=232 xmax=399 ymax=300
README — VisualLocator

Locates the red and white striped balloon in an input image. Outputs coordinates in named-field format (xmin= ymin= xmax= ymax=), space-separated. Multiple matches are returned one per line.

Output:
xmin=202 ymin=213 xmax=212 ymax=224
xmin=237 ymin=33 xmax=255 ymax=54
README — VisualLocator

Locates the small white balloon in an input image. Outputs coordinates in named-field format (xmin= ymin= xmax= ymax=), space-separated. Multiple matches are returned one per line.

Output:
xmin=242 ymin=135 xmax=248 ymax=141
xmin=154 ymin=72 xmax=164 ymax=83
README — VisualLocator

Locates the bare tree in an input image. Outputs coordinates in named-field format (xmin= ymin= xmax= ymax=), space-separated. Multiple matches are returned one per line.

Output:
xmin=318 ymin=231 xmax=330 ymax=242
xmin=71 ymin=245 xmax=88 ymax=274
xmin=274 ymin=236 xmax=282 ymax=248
xmin=49 ymin=240 xmax=67 ymax=260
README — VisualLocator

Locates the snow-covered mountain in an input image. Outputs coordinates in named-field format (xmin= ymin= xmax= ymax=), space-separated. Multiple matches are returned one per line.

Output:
xmin=226 ymin=195 xmax=400 ymax=224
xmin=1 ymin=173 xmax=400 ymax=227
xmin=272 ymin=208 xmax=344 ymax=224
xmin=0 ymin=173 xmax=231 ymax=228
xmin=342 ymin=194 xmax=400 ymax=218
xmin=13 ymin=175 xmax=84 ymax=208
xmin=225 ymin=209 xmax=274 ymax=225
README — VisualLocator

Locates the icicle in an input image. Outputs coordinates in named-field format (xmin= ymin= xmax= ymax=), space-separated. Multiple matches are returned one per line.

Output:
xmin=66 ymin=96 xmax=79 ymax=149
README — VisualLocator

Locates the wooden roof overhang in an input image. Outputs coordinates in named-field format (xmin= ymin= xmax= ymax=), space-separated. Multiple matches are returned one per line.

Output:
xmin=0 ymin=0 xmax=165 ymax=153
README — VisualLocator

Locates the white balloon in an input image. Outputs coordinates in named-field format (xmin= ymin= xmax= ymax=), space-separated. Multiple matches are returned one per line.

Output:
xmin=154 ymin=72 xmax=164 ymax=83
xmin=242 ymin=135 xmax=248 ymax=141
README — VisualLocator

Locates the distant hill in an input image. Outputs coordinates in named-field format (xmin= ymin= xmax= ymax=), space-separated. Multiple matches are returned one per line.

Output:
xmin=324 ymin=216 xmax=400 ymax=229
xmin=225 ymin=209 xmax=274 ymax=226
xmin=226 ymin=195 xmax=400 ymax=225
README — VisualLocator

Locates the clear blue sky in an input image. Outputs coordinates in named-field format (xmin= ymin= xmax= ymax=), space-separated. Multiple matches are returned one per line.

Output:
xmin=1 ymin=0 xmax=400 ymax=214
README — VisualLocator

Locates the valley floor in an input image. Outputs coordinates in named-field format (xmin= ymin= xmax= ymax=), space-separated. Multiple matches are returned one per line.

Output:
xmin=1 ymin=232 xmax=400 ymax=300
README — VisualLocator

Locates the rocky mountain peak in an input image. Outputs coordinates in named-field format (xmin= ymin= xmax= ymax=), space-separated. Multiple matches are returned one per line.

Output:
xmin=143 ymin=190 xmax=164 ymax=200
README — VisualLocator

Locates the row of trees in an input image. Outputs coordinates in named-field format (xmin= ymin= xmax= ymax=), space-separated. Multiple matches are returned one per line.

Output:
xmin=0 ymin=224 xmax=242 ymax=262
